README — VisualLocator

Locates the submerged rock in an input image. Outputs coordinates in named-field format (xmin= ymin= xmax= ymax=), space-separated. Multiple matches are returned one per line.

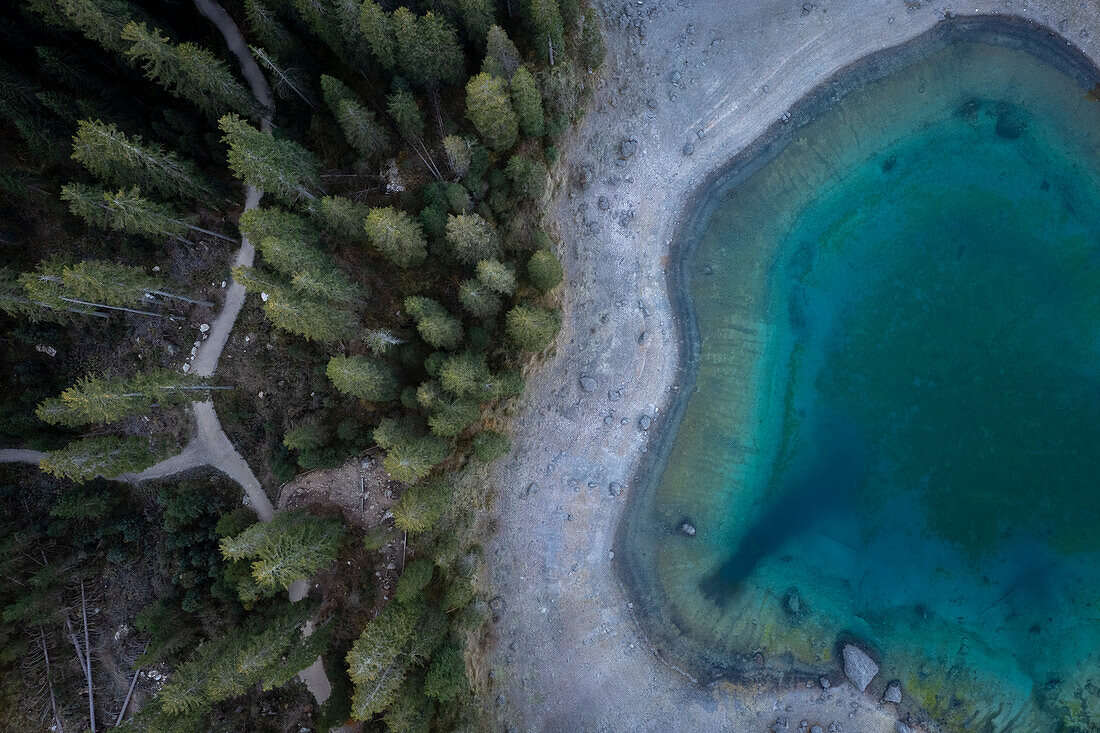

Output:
xmin=842 ymin=643 xmax=879 ymax=692
xmin=678 ymin=522 xmax=696 ymax=537
xmin=884 ymin=680 xmax=902 ymax=703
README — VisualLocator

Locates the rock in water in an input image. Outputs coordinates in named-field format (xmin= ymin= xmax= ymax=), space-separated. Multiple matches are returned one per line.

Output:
xmin=884 ymin=680 xmax=902 ymax=703
xmin=842 ymin=643 xmax=879 ymax=692
xmin=679 ymin=522 xmax=696 ymax=537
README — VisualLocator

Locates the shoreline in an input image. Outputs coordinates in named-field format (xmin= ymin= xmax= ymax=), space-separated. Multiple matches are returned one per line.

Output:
xmin=487 ymin=1 xmax=1100 ymax=730
xmin=614 ymin=11 xmax=1100 ymax=695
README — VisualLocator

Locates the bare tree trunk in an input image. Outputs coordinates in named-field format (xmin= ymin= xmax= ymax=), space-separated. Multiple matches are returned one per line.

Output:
xmin=113 ymin=643 xmax=146 ymax=728
xmin=80 ymin=582 xmax=96 ymax=733
xmin=38 ymin=627 xmax=63 ymax=733
xmin=146 ymin=290 xmax=215 ymax=307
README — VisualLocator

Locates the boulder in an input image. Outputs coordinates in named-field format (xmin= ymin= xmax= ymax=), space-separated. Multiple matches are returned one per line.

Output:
xmin=678 ymin=522 xmax=696 ymax=537
xmin=579 ymin=375 xmax=597 ymax=392
xmin=842 ymin=643 xmax=878 ymax=692
xmin=884 ymin=680 xmax=902 ymax=704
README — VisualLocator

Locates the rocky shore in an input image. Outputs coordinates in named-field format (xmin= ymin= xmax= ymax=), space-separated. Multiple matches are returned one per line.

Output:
xmin=486 ymin=0 xmax=1100 ymax=730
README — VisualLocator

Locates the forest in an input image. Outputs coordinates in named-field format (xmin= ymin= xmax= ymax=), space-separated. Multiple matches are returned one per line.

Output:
xmin=0 ymin=0 xmax=603 ymax=730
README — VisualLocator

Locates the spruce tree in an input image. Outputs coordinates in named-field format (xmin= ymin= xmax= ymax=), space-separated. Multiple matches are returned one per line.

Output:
xmin=326 ymin=354 xmax=400 ymax=402
xmin=482 ymin=25 xmax=520 ymax=78
xmin=528 ymin=0 xmax=565 ymax=63
xmin=62 ymin=183 xmax=190 ymax=241
xmin=465 ymin=72 xmax=517 ymax=152
xmin=283 ymin=421 xmax=330 ymax=451
xmin=528 ymin=248 xmax=564 ymax=291
xmin=394 ymin=558 xmax=433 ymax=603
xmin=510 ymin=66 xmax=545 ymax=138
xmin=383 ymin=679 xmax=434 ymax=733
xmin=364 ymin=206 xmax=428 ymax=267
xmin=405 ymin=296 xmax=463 ymax=350
xmin=219 ymin=114 xmax=320 ymax=204
xmin=580 ymin=6 xmax=606 ymax=70
xmin=456 ymin=0 xmax=493 ymax=44
xmin=391 ymin=478 xmax=450 ymax=533
xmin=424 ymin=645 xmax=467 ymax=702
xmin=441 ymin=135 xmax=472 ymax=179
xmin=54 ymin=0 xmax=138 ymax=55
xmin=71 ymin=119 xmax=212 ymax=200
xmin=382 ymin=433 xmax=449 ymax=483
xmin=359 ymin=1 xmax=396 ymax=70
xmin=257 ymin=236 xmax=359 ymax=301
xmin=505 ymin=154 xmax=548 ymax=200
xmin=245 ymin=0 xmax=299 ymax=58
xmin=458 ymin=278 xmax=501 ymax=318
xmin=261 ymin=290 xmax=358 ymax=342
xmin=36 ymin=369 xmax=215 ymax=427
xmin=387 ymin=88 xmax=424 ymax=138
xmin=446 ymin=213 xmax=499 ymax=263
xmin=346 ymin=600 xmax=419 ymax=719
xmin=391 ymin=9 xmax=464 ymax=89
xmin=239 ymin=206 xmax=320 ymax=247
xmin=312 ymin=195 xmax=371 ymax=243
xmin=40 ymin=435 xmax=166 ymax=483
xmin=219 ymin=510 xmax=347 ymax=593
xmin=122 ymin=21 xmax=259 ymax=118
xmin=506 ymin=303 xmax=561 ymax=350
xmin=476 ymin=258 xmax=516 ymax=295
xmin=321 ymin=75 xmax=390 ymax=160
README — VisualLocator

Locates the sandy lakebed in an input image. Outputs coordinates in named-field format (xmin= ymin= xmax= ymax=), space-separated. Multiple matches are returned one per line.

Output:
xmin=485 ymin=1 xmax=1100 ymax=731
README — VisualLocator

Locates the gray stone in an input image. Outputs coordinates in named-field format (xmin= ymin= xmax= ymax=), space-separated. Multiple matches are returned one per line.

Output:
xmin=682 ymin=142 xmax=695 ymax=156
xmin=609 ymin=482 xmax=623 ymax=497
xmin=679 ymin=522 xmax=696 ymax=537
xmin=598 ymin=195 xmax=610 ymax=210
xmin=525 ymin=482 xmax=539 ymax=497
xmin=884 ymin=680 xmax=902 ymax=703
xmin=639 ymin=414 xmax=652 ymax=430
xmin=671 ymin=70 xmax=682 ymax=82
xmin=819 ymin=676 xmax=831 ymax=689
xmin=580 ymin=375 xmax=597 ymax=392
xmin=620 ymin=138 xmax=638 ymax=158
xmin=842 ymin=643 xmax=879 ymax=692
xmin=895 ymin=724 xmax=913 ymax=733
xmin=608 ymin=390 xmax=620 ymax=402
xmin=810 ymin=726 xmax=824 ymax=733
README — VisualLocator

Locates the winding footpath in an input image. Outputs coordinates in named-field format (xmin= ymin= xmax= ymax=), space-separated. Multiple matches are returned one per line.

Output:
xmin=1 ymin=0 xmax=332 ymax=710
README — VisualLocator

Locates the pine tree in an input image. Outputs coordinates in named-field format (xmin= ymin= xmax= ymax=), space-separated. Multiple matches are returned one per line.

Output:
xmin=510 ymin=66 xmax=545 ymax=137
xmin=465 ymin=72 xmax=518 ymax=152
xmin=482 ymin=25 xmax=520 ymax=78
xmin=506 ymin=303 xmax=561 ymax=350
xmin=36 ymin=369 xmax=216 ymax=427
xmin=364 ymin=206 xmax=428 ymax=267
xmin=441 ymin=135 xmax=472 ymax=179
xmin=528 ymin=248 xmax=564 ymax=291
xmin=326 ymin=354 xmax=399 ymax=402
xmin=312 ymin=195 xmax=371 ymax=243
xmin=219 ymin=510 xmax=347 ymax=593
xmin=219 ymin=114 xmax=320 ymax=204
xmin=405 ymin=296 xmax=463 ymax=350
xmin=40 ymin=435 xmax=166 ymax=483
xmin=387 ymin=88 xmax=424 ymax=138
xmin=321 ymin=75 xmax=390 ymax=160
xmin=505 ymin=154 xmax=549 ymax=200
xmin=438 ymin=351 xmax=491 ymax=397
xmin=458 ymin=278 xmax=501 ymax=318
xmin=382 ymin=433 xmax=449 ymax=484
xmin=71 ymin=119 xmax=212 ymax=201
xmin=391 ymin=478 xmax=450 ymax=532
xmin=122 ymin=21 xmax=259 ymax=118
xmin=528 ymin=0 xmax=565 ymax=63
xmin=476 ymin=259 xmax=516 ymax=295
xmin=61 ymin=183 xmax=189 ymax=241
xmin=457 ymin=0 xmax=494 ymax=44
xmin=446 ymin=213 xmax=499 ymax=263
xmin=580 ymin=6 xmax=606 ymax=70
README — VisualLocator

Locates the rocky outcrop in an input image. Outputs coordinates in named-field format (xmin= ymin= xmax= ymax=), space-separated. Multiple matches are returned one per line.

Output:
xmin=842 ymin=643 xmax=879 ymax=692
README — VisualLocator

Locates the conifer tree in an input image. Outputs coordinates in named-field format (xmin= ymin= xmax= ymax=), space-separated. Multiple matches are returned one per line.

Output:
xmin=283 ymin=421 xmax=330 ymax=451
xmin=326 ymin=354 xmax=400 ymax=402
xmin=405 ymin=296 xmax=463 ymax=350
xmin=505 ymin=154 xmax=549 ymax=200
xmin=71 ymin=120 xmax=212 ymax=201
xmin=260 ymin=289 xmax=358 ymax=342
xmin=391 ymin=478 xmax=450 ymax=533
xmin=257 ymin=236 xmax=359 ymax=301
xmin=424 ymin=645 xmax=466 ymax=702
xmin=40 ymin=435 xmax=166 ymax=483
xmin=458 ymin=278 xmax=501 ymax=318
xmin=122 ymin=21 xmax=259 ymax=118
xmin=482 ymin=26 xmax=520 ymax=78
xmin=321 ymin=75 xmax=390 ymax=160
xmin=580 ymin=7 xmax=606 ymax=70
xmin=391 ymin=8 xmax=464 ymax=88
xmin=62 ymin=183 xmax=189 ymax=241
xmin=457 ymin=0 xmax=493 ymax=43
xmin=312 ymin=195 xmax=371 ymax=243
xmin=438 ymin=351 xmax=491 ymax=398
xmin=245 ymin=0 xmax=300 ymax=58
xmin=528 ymin=0 xmax=565 ymax=63
xmin=384 ymin=679 xmax=435 ymax=733
xmin=441 ymin=135 xmax=472 ymax=179
xmin=387 ymin=88 xmax=424 ymax=138
xmin=382 ymin=433 xmax=449 ymax=483
xmin=465 ymin=72 xmax=518 ymax=152
xmin=427 ymin=397 xmax=479 ymax=438
xmin=295 ymin=0 xmax=369 ymax=70
xmin=219 ymin=510 xmax=346 ymax=593
xmin=251 ymin=45 xmax=312 ymax=105
xmin=364 ymin=206 xmax=428 ymax=267
xmin=53 ymin=0 xmax=138 ymax=55
xmin=219 ymin=114 xmax=320 ymax=204
xmin=476 ymin=258 xmax=516 ymax=295
xmin=359 ymin=1 xmax=396 ymax=69
xmin=528 ymin=248 xmax=564 ymax=291
xmin=472 ymin=429 xmax=510 ymax=461
xmin=506 ymin=303 xmax=561 ymax=350
xmin=446 ymin=213 xmax=499 ymax=263
xmin=36 ymin=369 xmax=216 ymax=427
xmin=240 ymin=206 xmax=320 ymax=246
xmin=346 ymin=600 xmax=418 ymax=719
xmin=510 ymin=66 xmax=545 ymax=137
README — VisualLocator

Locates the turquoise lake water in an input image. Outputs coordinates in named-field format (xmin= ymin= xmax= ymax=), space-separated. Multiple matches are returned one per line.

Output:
xmin=619 ymin=18 xmax=1100 ymax=731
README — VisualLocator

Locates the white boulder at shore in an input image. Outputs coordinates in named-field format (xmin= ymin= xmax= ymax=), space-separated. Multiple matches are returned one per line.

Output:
xmin=843 ymin=644 xmax=880 ymax=692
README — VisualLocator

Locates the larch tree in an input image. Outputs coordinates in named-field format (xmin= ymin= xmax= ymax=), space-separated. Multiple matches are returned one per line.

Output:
xmin=476 ymin=258 xmax=516 ymax=295
xmin=390 ymin=478 xmax=450 ymax=533
xmin=372 ymin=420 xmax=448 ymax=484
xmin=219 ymin=114 xmax=320 ymax=204
xmin=121 ymin=21 xmax=259 ymax=118
xmin=219 ymin=510 xmax=347 ymax=594
xmin=465 ymin=72 xmax=517 ymax=152
xmin=438 ymin=351 xmax=491 ymax=398
xmin=506 ymin=303 xmax=561 ymax=351
xmin=364 ymin=206 xmax=428 ymax=267
xmin=326 ymin=354 xmax=400 ymax=402
xmin=510 ymin=66 xmax=545 ymax=137
xmin=441 ymin=135 xmax=472 ymax=179
xmin=71 ymin=119 xmax=212 ymax=201
xmin=40 ymin=435 xmax=167 ymax=483
xmin=405 ymin=296 xmax=463 ymax=351
xmin=321 ymin=75 xmax=390 ymax=160
xmin=446 ymin=212 xmax=499 ymax=263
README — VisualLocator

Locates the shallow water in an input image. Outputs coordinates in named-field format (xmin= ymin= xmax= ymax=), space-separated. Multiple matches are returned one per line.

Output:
xmin=620 ymin=19 xmax=1100 ymax=731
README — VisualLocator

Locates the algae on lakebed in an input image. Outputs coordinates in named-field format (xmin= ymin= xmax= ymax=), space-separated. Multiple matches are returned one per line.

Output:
xmin=619 ymin=17 xmax=1100 ymax=731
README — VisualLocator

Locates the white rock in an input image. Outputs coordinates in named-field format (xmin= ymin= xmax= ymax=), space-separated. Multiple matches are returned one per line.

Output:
xmin=260 ymin=291 xmax=269 ymax=302
xmin=199 ymin=323 xmax=210 ymax=333
xmin=221 ymin=280 xmax=227 ymax=288
xmin=152 ymin=266 xmax=160 ymax=271
xmin=182 ymin=363 xmax=191 ymax=373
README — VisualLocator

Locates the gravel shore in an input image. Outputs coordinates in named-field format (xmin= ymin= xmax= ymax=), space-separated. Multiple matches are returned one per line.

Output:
xmin=487 ymin=1 xmax=1100 ymax=730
